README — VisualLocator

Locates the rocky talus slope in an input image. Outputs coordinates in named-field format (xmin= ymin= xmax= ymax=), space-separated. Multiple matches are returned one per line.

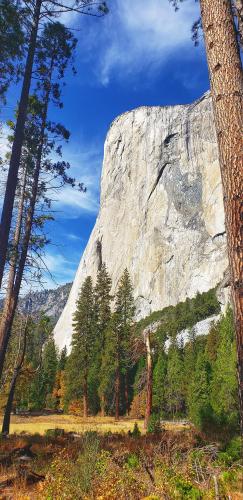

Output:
xmin=54 ymin=92 xmax=228 ymax=349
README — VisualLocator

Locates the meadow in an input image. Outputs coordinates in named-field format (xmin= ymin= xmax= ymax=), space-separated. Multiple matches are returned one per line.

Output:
xmin=3 ymin=414 xmax=191 ymax=436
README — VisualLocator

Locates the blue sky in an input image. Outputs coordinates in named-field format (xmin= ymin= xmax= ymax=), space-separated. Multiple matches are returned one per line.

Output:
xmin=1 ymin=0 xmax=210 ymax=290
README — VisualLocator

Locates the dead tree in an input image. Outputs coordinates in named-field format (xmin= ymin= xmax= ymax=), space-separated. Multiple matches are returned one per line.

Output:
xmin=144 ymin=327 xmax=153 ymax=430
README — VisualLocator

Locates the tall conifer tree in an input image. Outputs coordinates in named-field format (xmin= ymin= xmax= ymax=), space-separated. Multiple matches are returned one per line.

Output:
xmin=67 ymin=276 xmax=95 ymax=417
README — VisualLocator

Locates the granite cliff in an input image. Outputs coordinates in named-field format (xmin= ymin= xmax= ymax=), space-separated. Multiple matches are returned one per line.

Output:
xmin=54 ymin=92 xmax=228 ymax=349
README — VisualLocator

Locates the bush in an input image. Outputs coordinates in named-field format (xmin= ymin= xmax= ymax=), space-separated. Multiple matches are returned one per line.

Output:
xmin=173 ymin=477 xmax=202 ymax=499
xmin=44 ymin=431 xmax=100 ymax=498
xmin=68 ymin=399 xmax=82 ymax=415
xmin=147 ymin=414 xmax=162 ymax=434
xmin=129 ymin=390 xmax=147 ymax=418
xmin=126 ymin=453 xmax=140 ymax=469
xmin=130 ymin=422 xmax=141 ymax=438
xmin=217 ymin=436 xmax=242 ymax=466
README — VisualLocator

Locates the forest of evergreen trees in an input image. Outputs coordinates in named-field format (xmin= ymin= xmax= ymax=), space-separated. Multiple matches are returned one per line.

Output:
xmin=1 ymin=265 xmax=238 ymax=434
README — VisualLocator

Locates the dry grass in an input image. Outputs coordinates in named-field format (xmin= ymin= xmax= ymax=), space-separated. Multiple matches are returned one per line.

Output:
xmin=1 ymin=414 xmax=144 ymax=435
xmin=0 ymin=414 xmax=190 ymax=436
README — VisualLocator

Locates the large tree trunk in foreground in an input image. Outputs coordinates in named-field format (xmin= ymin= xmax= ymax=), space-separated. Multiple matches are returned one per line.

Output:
xmin=144 ymin=329 xmax=152 ymax=430
xmin=200 ymin=0 xmax=243 ymax=429
xmin=0 ymin=0 xmax=42 ymax=290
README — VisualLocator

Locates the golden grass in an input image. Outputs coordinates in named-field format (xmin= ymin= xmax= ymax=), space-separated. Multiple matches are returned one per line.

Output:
xmin=0 ymin=414 xmax=190 ymax=436
xmin=0 ymin=414 xmax=144 ymax=435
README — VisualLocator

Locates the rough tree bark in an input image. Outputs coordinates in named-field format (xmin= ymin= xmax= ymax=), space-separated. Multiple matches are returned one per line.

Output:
xmin=144 ymin=328 xmax=153 ymax=430
xmin=234 ymin=0 xmax=243 ymax=45
xmin=0 ymin=0 xmax=42 ymax=289
xmin=200 ymin=0 xmax=243 ymax=429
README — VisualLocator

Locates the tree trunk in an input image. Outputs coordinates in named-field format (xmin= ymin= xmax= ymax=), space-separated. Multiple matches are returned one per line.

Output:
xmin=83 ymin=377 xmax=88 ymax=418
xmin=0 ymin=0 xmax=42 ymax=289
xmin=144 ymin=329 xmax=153 ymax=430
xmin=100 ymin=394 xmax=106 ymax=417
xmin=115 ymin=364 xmax=120 ymax=420
xmin=200 ymin=0 xmax=243 ymax=431
xmin=125 ymin=371 xmax=129 ymax=415
xmin=234 ymin=0 xmax=243 ymax=45
xmin=2 ymin=318 xmax=28 ymax=435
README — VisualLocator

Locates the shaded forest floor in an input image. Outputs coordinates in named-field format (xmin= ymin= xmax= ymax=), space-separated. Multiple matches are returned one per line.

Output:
xmin=0 ymin=418 xmax=242 ymax=499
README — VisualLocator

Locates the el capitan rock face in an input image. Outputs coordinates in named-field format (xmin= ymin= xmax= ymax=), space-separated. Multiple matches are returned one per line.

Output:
xmin=54 ymin=92 xmax=228 ymax=349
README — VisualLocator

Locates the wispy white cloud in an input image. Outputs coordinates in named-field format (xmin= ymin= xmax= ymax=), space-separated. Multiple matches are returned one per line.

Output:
xmin=42 ymin=251 xmax=78 ymax=287
xmin=67 ymin=233 xmax=83 ymax=241
xmin=75 ymin=0 xmax=200 ymax=86
xmin=53 ymin=139 xmax=102 ymax=217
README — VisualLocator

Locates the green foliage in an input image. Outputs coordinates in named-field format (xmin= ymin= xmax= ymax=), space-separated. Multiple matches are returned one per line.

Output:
xmin=42 ymin=337 xmax=58 ymax=400
xmin=58 ymin=347 xmax=67 ymax=371
xmin=65 ymin=276 xmax=96 ymax=412
xmin=45 ymin=431 xmax=100 ymax=498
xmin=95 ymin=263 xmax=112 ymax=347
xmin=147 ymin=413 xmax=162 ymax=434
xmin=153 ymin=351 xmax=167 ymax=414
xmin=173 ymin=476 xmax=202 ymax=499
xmin=166 ymin=341 xmax=184 ymax=417
xmin=187 ymin=351 xmax=212 ymax=429
xmin=0 ymin=0 xmax=24 ymax=104
xmin=210 ymin=308 xmax=238 ymax=429
xmin=126 ymin=453 xmax=140 ymax=469
xmin=135 ymin=288 xmax=220 ymax=340
xmin=217 ymin=437 xmax=242 ymax=466
xmin=98 ymin=268 xmax=135 ymax=416
xmin=130 ymin=422 xmax=141 ymax=438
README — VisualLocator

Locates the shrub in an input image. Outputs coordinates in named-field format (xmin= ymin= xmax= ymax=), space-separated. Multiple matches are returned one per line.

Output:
xmin=126 ymin=453 xmax=140 ymax=469
xmin=130 ymin=422 xmax=141 ymax=438
xmin=129 ymin=390 xmax=146 ymax=418
xmin=68 ymin=399 xmax=82 ymax=415
xmin=44 ymin=431 xmax=100 ymax=498
xmin=147 ymin=413 xmax=162 ymax=434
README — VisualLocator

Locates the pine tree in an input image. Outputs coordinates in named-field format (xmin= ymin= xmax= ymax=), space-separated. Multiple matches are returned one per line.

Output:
xmin=115 ymin=269 xmax=135 ymax=414
xmin=0 ymin=0 xmax=24 ymax=105
xmin=210 ymin=308 xmax=238 ymax=428
xmin=188 ymin=351 xmax=212 ymax=430
xmin=94 ymin=264 xmax=112 ymax=415
xmin=153 ymin=351 xmax=167 ymax=416
xmin=95 ymin=264 xmax=112 ymax=348
xmin=42 ymin=336 xmax=58 ymax=406
xmin=0 ymin=1 xmax=108 ymax=289
xmin=0 ymin=22 xmax=79 ymax=381
xmin=166 ymin=341 xmax=184 ymax=418
xmin=58 ymin=347 xmax=67 ymax=371
xmin=98 ymin=315 xmax=117 ymax=416
xmin=66 ymin=276 xmax=95 ymax=417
